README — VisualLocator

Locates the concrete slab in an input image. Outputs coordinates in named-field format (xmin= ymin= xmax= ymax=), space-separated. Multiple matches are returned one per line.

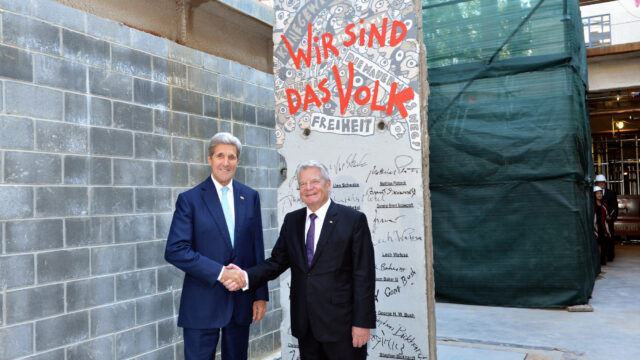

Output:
xmin=438 ymin=344 xmax=525 ymax=360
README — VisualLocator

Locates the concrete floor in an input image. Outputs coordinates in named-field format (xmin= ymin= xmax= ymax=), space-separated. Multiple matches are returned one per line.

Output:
xmin=435 ymin=244 xmax=640 ymax=360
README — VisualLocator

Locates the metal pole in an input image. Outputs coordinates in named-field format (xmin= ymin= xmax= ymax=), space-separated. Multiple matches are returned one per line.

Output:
xmin=620 ymin=133 xmax=625 ymax=195
xmin=635 ymin=135 xmax=639 ymax=195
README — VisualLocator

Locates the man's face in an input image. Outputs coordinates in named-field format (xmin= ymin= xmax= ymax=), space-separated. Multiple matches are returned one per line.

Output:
xmin=595 ymin=191 xmax=603 ymax=200
xmin=298 ymin=167 xmax=331 ymax=211
xmin=208 ymin=144 xmax=238 ymax=186
xmin=595 ymin=181 xmax=606 ymax=189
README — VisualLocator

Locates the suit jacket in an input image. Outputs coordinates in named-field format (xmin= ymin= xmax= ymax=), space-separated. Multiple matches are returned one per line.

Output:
xmin=164 ymin=177 xmax=268 ymax=329
xmin=602 ymin=188 xmax=618 ymax=221
xmin=247 ymin=201 xmax=376 ymax=342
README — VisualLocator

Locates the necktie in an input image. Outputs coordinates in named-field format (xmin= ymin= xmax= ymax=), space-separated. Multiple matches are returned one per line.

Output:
xmin=221 ymin=186 xmax=234 ymax=247
xmin=306 ymin=213 xmax=317 ymax=266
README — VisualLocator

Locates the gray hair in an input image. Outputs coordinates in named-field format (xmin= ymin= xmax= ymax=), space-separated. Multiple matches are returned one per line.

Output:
xmin=295 ymin=160 xmax=330 ymax=181
xmin=207 ymin=132 xmax=242 ymax=158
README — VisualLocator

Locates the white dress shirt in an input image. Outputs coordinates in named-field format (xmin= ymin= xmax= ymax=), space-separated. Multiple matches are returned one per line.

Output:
xmin=305 ymin=199 xmax=331 ymax=252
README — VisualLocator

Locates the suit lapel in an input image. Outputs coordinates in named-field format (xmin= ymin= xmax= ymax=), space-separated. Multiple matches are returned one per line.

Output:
xmin=201 ymin=178 xmax=233 ymax=249
xmin=310 ymin=201 xmax=338 ymax=269
xmin=233 ymin=183 xmax=246 ymax=248
xmin=295 ymin=209 xmax=309 ymax=270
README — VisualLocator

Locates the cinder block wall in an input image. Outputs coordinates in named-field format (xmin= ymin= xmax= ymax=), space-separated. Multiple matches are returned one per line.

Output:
xmin=0 ymin=1 xmax=281 ymax=359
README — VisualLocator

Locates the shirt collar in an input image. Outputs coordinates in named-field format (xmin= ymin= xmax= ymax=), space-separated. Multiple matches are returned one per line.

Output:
xmin=306 ymin=199 xmax=331 ymax=220
xmin=211 ymin=175 xmax=233 ymax=193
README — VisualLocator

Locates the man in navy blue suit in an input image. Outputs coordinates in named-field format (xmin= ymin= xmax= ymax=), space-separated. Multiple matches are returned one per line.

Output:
xmin=165 ymin=132 xmax=268 ymax=360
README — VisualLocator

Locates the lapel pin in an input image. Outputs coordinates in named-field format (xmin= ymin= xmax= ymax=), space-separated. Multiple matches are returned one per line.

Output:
xmin=240 ymin=196 xmax=245 ymax=200
xmin=329 ymin=220 xmax=333 ymax=224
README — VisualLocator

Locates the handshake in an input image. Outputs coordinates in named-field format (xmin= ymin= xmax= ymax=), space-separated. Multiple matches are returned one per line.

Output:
xmin=219 ymin=263 xmax=248 ymax=291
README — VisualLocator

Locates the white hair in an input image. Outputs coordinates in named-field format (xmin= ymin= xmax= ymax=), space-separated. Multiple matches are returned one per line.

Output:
xmin=208 ymin=132 xmax=242 ymax=157
xmin=295 ymin=160 xmax=330 ymax=181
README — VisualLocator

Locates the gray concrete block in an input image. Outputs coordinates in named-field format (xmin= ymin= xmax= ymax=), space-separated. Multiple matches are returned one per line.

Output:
xmin=203 ymin=96 xmax=219 ymax=118
xmin=269 ymin=129 xmax=277 ymax=148
xmin=158 ymin=317 xmax=182 ymax=346
xmin=32 ymin=0 xmax=85 ymax=31
xmin=155 ymin=162 xmax=188 ymax=186
xmin=37 ymin=248 xmax=89 ymax=283
xmin=90 ymin=96 xmax=112 ymax=126
xmin=67 ymin=336 xmax=114 ymax=360
xmin=172 ymin=88 xmax=203 ymax=115
xmin=0 ymin=186 xmax=33 ymax=219
xmin=155 ymin=213 xmax=173 ymax=239
xmin=0 ymin=324 xmax=33 ymax=359
xmin=258 ymin=189 xmax=277 ymax=209
xmin=234 ymin=166 xmax=245 ymax=184
xmin=113 ymin=44 xmax=152 ymax=78
xmin=263 ymin=228 xmax=278 ymax=251
xmin=203 ymin=55 xmax=231 ymax=74
xmin=176 ymin=341 xmax=184 ymax=360
xmin=261 ymin=309 xmax=282 ymax=334
xmin=90 ymin=301 xmax=135 ymax=336
xmin=136 ymin=292 xmax=173 ymax=324
xmin=64 ymin=155 xmax=112 ymax=185
xmin=134 ymin=345 xmax=174 ymax=360
xmin=233 ymin=123 xmax=245 ymax=143
xmin=89 ymin=67 xmax=133 ymax=101
xmin=137 ymin=240 xmax=166 ymax=268
xmin=219 ymin=98 xmax=231 ymax=120
xmin=169 ymin=43 xmax=203 ymax=67
xmin=34 ymin=54 xmax=87 ymax=92
xmin=238 ymin=103 xmax=258 ymax=124
xmin=67 ymin=276 xmax=115 ymax=311
xmin=0 ymin=254 xmax=34 ymax=290
xmin=189 ymin=115 xmax=219 ymax=139
xmin=115 ymin=215 xmax=154 ymax=243
xmin=36 ymin=187 xmax=88 ymax=217
xmin=114 ymin=159 xmax=154 ymax=185
xmin=152 ymin=57 xmax=187 ymax=87
xmin=0 ymin=44 xmax=33 ymax=81
xmin=257 ymin=72 xmax=274 ymax=90
xmin=245 ymin=126 xmax=270 ymax=147
xmin=157 ymin=265 xmax=184 ymax=292
xmin=134 ymin=78 xmax=169 ymax=109
xmin=116 ymin=269 xmax=156 ymax=301
xmin=249 ymin=333 xmax=274 ymax=359
xmin=0 ymin=115 xmax=34 ymax=150
xmin=187 ymin=67 xmax=217 ymax=95
xmin=245 ymin=168 xmax=269 ymax=188
xmin=90 ymin=127 xmax=133 ymax=157
xmin=230 ymin=62 xmax=253 ymax=83
xmin=135 ymin=188 xmax=173 ymax=213
xmin=62 ymin=29 xmax=109 ymax=67
xmin=219 ymin=120 xmax=231 ymax=134
xmin=65 ymin=93 xmax=89 ymax=124
xmin=36 ymin=120 xmax=88 ymax=154
xmin=91 ymin=244 xmax=135 ymax=275
xmin=219 ymin=75 xmax=244 ymax=101
xmin=90 ymin=187 xmax=134 ymax=215
xmin=0 ymin=0 xmax=31 ymax=13
xmin=258 ymin=149 xmax=279 ymax=169
xmin=114 ymin=102 xmax=153 ymax=132
xmin=255 ymin=86 xmax=274 ymax=108
xmin=3 ymin=12 xmax=60 ymax=54
xmin=132 ymin=30 xmax=168 ymax=57
xmin=260 ymin=208 xmax=271 ymax=229
xmin=189 ymin=164 xmax=211 ymax=186
xmin=36 ymin=311 xmax=89 ymax=351
xmin=172 ymin=137 xmax=204 ymax=163
xmin=4 ymin=151 xmax=61 ymax=184
xmin=134 ymin=133 xmax=171 ymax=160
xmin=66 ymin=216 xmax=114 ymax=246
xmin=173 ymin=290 xmax=182 ymax=316
xmin=87 ymin=13 xmax=131 ymax=45
xmin=24 ymin=348 xmax=65 ymax=360
xmin=6 ymin=284 xmax=64 ymax=324
xmin=269 ymin=168 xmax=283 ymax=189
xmin=6 ymin=81 xmax=63 ymax=120
xmin=116 ymin=323 xmax=157 ymax=359
xmin=256 ymin=107 xmax=275 ymax=128
xmin=240 ymin=146 xmax=257 ymax=167
xmin=154 ymin=110 xmax=189 ymax=136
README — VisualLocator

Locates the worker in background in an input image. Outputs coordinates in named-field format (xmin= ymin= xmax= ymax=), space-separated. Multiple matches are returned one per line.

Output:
xmin=595 ymin=174 xmax=618 ymax=262
xmin=593 ymin=186 xmax=611 ymax=266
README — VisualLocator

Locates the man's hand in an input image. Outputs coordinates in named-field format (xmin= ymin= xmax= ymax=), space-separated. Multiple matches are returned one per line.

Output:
xmin=219 ymin=263 xmax=246 ymax=291
xmin=352 ymin=326 xmax=370 ymax=348
xmin=252 ymin=300 xmax=267 ymax=323
xmin=606 ymin=215 xmax=612 ymax=221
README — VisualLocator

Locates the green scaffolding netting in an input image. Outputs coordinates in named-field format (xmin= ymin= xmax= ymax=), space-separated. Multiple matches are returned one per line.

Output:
xmin=422 ymin=0 xmax=599 ymax=307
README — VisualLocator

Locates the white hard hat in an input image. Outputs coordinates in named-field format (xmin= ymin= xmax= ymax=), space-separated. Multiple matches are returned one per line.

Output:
xmin=595 ymin=174 xmax=607 ymax=182
xmin=594 ymin=186 xmax=603 ymax=192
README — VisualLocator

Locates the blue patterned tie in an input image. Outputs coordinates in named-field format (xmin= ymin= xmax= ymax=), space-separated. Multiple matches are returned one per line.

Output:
xmin=221 ymin=186 xmax=234 ymax=247
xmin=306 ymin=213 xmax=317 ymax=266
